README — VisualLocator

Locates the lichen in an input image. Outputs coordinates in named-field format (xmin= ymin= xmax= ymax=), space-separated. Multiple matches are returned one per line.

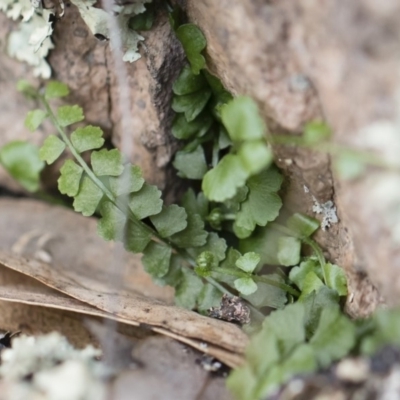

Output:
xmin=0 ymin=0 xmax=152 ymax=77
xmin=0 ymin=332 xmax=108 ymax=400
xmin=312 ymin=198 xmax=338 ymax=231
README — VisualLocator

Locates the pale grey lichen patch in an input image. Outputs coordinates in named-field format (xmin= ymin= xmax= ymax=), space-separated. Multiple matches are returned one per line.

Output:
xmin=0 ymin=0 xmax=54 ymax=78
xmin=0 ymin=332 xmax=108 ymax=400
xmin=303 ymin=185 xmax=338 ymax=230
xmin=0 ymin=0 xmax=151 ymax=77
xmin=312 ymin=196 xmax=338 ymax=231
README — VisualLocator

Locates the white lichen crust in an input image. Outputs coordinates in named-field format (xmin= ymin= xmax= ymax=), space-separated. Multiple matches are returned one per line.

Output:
xmin=0 ymin=332 xmax=107 ymax=400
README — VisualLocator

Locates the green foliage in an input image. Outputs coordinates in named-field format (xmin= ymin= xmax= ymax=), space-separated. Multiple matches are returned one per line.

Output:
xmin=173 ymin=146 xmax=207 ymax=179
xmin=91 ymin=149 xmax=124 ymax=177
xmin=39 ymin=135 xmax=66 ymax=165
xmin=71 ymin=126 xmax=105 ymax=153
xmin=170 ymin=213 xmax=208 ymax=248
xmin=175 ymin=268 xmax=204 ymax=309
xmin=228 ymin=301 xmax=355 ymax=400
xmin=277 ymin=237 xmax=301 ymax=266
xmin=235 ymin=252 xmax=260 ymax=273
xmin=142 ymin=242 xmax=172 ymax=279
xmin=45 ymin=81 xmax=69 ymax=100
xmin=172 ymin=88 xmax=212 ymax=121
xmin=128 ymin=184 xmax=163 ymax=219
xmin=171 ymin=111 xmax=213 ymax=140
xmin=175 ymin=24 xmax=206 ymax=75
xmin=0 ymin=141 xmax=44 ymax=192
xmin=57 ymin=105 xmax=84 ymax=127
xmin=109 ymin=165 xmax=144 ymax=196
xmin=202 ymin=154 xmax=249 ymax=202
xmin=25 ymin=109 xmax=47 ymax=132
xmin=97 ymin=201 xmax=126 ymax=242
xmin=150 ymin=205 xmax=188 ymax=238
xmin=289 ymin=258 xmax=348 ymax=299
xmin=234 ymin=277 xmax=258 ymax=296
xmin=202 ymin=97 xmax=274 ymax=202
xmin=128 ymin=3 xmax=154 ymax=31
xmin=172 ymin=66 xmax=207 ymax=95
xmin=221 ymin=96 xmax=265 ymax=141
xmin=286 ymin=213 xmax=320 ymax=238
xmin=234 ymin=168 xmax=283 ymax=238
xmin=58 ymin=160 xmax=83 ymax=197
xmin=73 ymin=175 xmax=104 ymax=217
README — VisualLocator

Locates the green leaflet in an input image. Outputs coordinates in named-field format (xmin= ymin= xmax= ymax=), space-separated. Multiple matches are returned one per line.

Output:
xmin=286 ymin=213 xmax=320 ymax=238
xmin=128 ymin=3 xmax=154 ymax=31
xmin=57 ymin=105 xmax=84 ymax=127
xmin=289 ymin=258 xmax=322 ymax=291
xmin=299 ymin=271 xmax=325 ymax=299
xmin=228 ymin=300 xmax=357 ymax=400
xmin=197 ymin=283 xmax=222 ymax=313
xmin=24 ymin=109 xmax=47 ymax=132
xmin=172 ymin=88 xmax=212 ymax=121
xmin=124 ymin=220 xmax=152 ymax=254
xmin=221 ymin=96 xmax=265 ymax=141
xmin=91 ymin=149 xmax=124 ymax=177
xmin=39 ymin=135 xmax=66 ymax=164
xmin=310 ymin=306 xmax=356 ymax=367
xmin=173 ymin=146 xmax=207 ymax=180
xmin=129 ymin=183 xmax=163 ymax=220
xmin=109 ymin=165 xmax=144 ymax=196
xmin=203 ymin=70 xmax=233 ymax=106
xmin=175 ymin=268 xmax=204 ymax=309
xmin=181 ymin=189 xmax=209 ymax=220
xmin=234 ymin=277 xmax=257 ymax=296
xmin=244 ymin=274 xmax=287 ymax=309
xmin=170 ymin=213 xmax=208 ymax=248
xmin=189 ymin=232 xmax=227 ymax=264
xmin=58 ymin=159 xmax=83 ymax=197
xmin=73 ymin=175 xmax=103 ymax=216
xmin=171 ymin=111 xmax=213 ymax=140
xmin=324 ymin=263 xmax=348 ymax=296
xmin=277 ymin=237 xmax=301 ymax=267
xmin=45 ymin=81 xmax=69 ymax=99
xmin=97 ymin=201 xmax=126 ymax=241
xmin=154 ymin=255 xmax=183 ymax=287
xmin=257 ymin=344 xmax=316 ymax=398
xmin=0 ymin=141 xmax=44 ymax=192
xmin=172 ymin=66 xmax=207 ymax=95
xmin=263 ymin=303 xmax=306 ymax=357
xmin=302 ymin=288 xmax=339 ymax=339
xmin=234 ymin=168 xmax=283 ymax=236
xmin=150 ymin=205 xmax=188 ymax=238
xmin=237 ymin=140 xmax=273 ymax=175
xmin=235 ymin=252 xmax=260 ymax=273
xmin=289 ymin=259 xmax=347 ymax=298
xmin=142 ymin=242 xmax=172 ymax=279
xmin=202 ymin=154 xmax=249 ymax=202
xmin=71 ymin=126 xmax=105 ymax=153
xmin=175 ymin=24 xmax=206 ymax=75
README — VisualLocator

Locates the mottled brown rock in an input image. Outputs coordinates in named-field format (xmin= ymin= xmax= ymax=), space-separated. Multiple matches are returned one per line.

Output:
xmin=0 ymin=3 xmax=184 ymax=201
xmin=289 ymin=0 xmax=400 ymax=307
xmin=182 ymin=0 xmax=400 ymax=315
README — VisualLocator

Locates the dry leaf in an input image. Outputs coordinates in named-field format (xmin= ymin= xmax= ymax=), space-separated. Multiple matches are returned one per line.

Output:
xmin=0 ymin=199 xmax=247 ymax=366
